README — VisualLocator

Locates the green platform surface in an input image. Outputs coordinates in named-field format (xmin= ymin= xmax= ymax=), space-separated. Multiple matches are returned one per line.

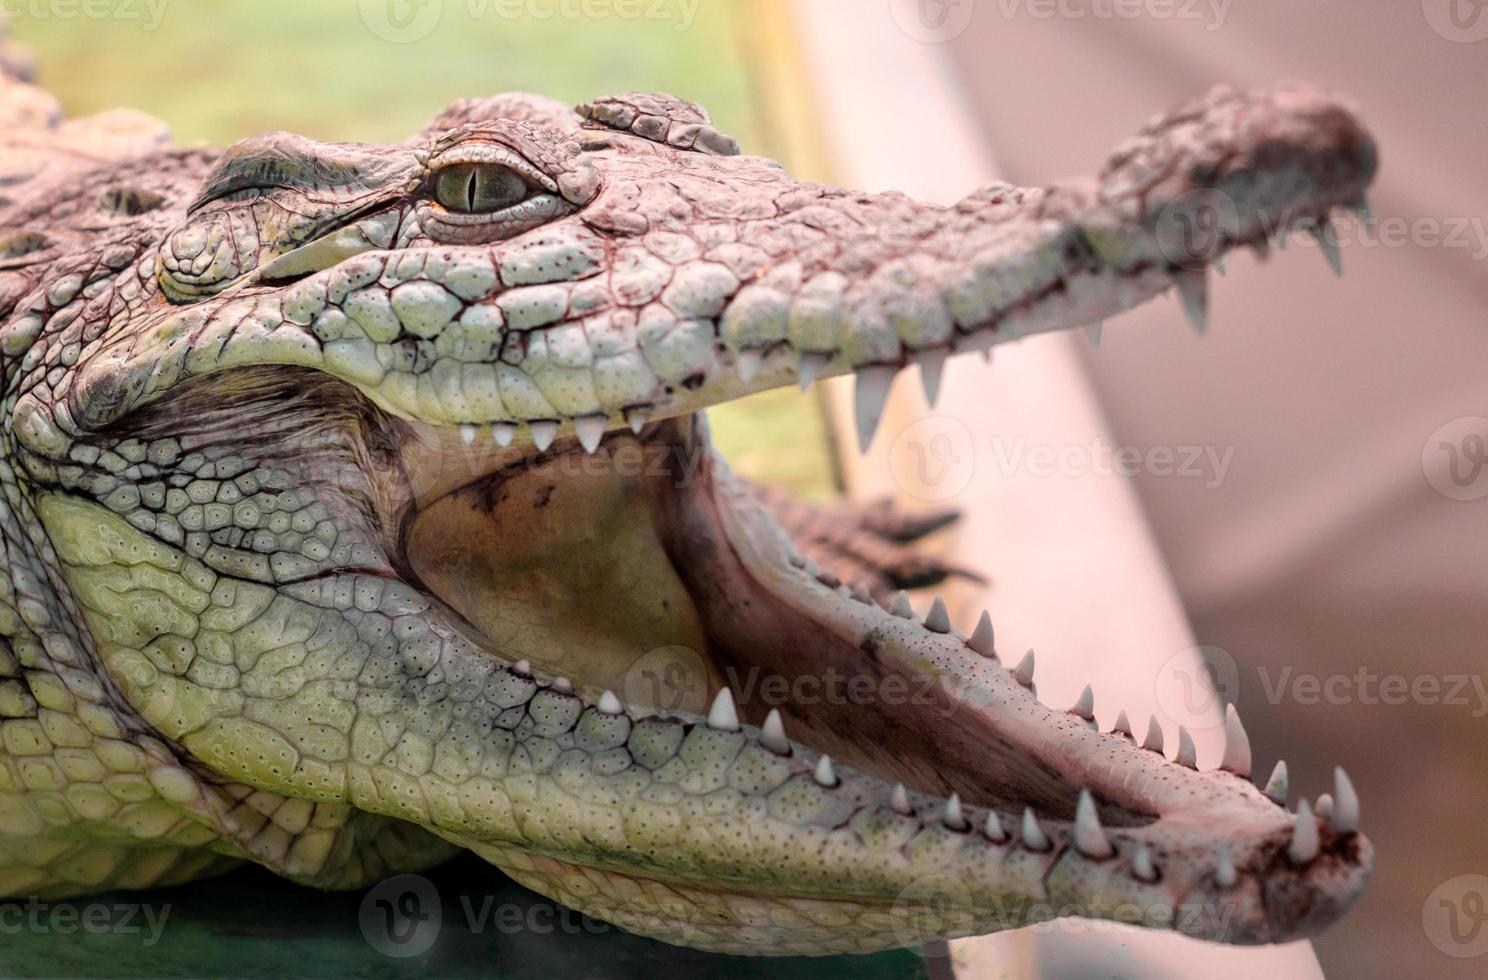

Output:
xmin=2 ymin=2 xmax=881 ymax=976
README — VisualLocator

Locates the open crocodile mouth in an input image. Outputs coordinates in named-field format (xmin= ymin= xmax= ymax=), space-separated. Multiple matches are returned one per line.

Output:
xmin=30 ymin=82 xmax=1378 ymax=956
xmin=374 ymin=399 xmax=1368 ymax=953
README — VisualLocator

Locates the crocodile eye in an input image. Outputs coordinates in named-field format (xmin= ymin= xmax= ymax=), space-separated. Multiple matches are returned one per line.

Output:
xmin=433 ymin=163 xmax=530 ymax=213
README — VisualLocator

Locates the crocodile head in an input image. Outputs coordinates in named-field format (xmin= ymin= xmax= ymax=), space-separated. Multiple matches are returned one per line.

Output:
xmin=0 ymin=85 xmax=1377 ymax=955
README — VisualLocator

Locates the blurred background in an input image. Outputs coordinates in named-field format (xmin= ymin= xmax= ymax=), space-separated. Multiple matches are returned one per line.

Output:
xmin=6 ymin=1 xmax=1486 ymax=977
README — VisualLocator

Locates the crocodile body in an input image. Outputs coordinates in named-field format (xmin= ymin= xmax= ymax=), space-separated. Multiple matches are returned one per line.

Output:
xmin=0 ymin=53 xmax=1379 ymax=956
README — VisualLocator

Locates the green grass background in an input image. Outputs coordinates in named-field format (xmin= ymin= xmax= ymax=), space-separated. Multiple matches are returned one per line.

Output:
xmin=2 ymin=2 xmax=882 ymax=976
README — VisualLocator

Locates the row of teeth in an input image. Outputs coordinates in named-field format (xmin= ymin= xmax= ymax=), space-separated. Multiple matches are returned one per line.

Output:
xmin=448 ymin=210 xmax=1356 ymax=457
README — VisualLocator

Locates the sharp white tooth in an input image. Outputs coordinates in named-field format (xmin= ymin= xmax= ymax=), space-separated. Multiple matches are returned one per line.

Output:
xmin=1176 ymin=726 xmax=1198 ymax=768
xmin=459 ymin=424 xmax=477 ymax=445
xmin=624 ymin=406 xmax=649 ymax=434
xmin=967 ymin=611 xmax=996 ymax=658
xmin=852 ymin=584 xmax=873 ymax=604
xmin=890 ymin=783 xmax=912 ymax=816
xmin=552 ymin=677 xmax=573 ymax=694
xmin=492 ymin=422 xmax=516 ymax=447
xmin=575 ymin=414 xmax=606 ymax=454
xmin=1142 ymin=717 xmax=1165 ymax=753
xmin=597 ymin=690 xmax=622 ymax=715
xmin=1074 ymin=789 xmax=1114 ymax=860
xmin=512 ymin=659 xmax=531 ymax=677
xmin=1315 ymin=793 xmax=1334 ymax=820
xmin=1083 ymin=322 xmax=1104 ymax=349
xmin=914 ymin=348 xmax=947 ymax=407
xmin=1020 ymin=808 xmax=1050 ymax=851
xmin=1174 ymin=269 xmax=1209 ymax=334
xmin=1214 ymin=847 xmax=1237 ymax=889
xmin=1263 ymin=760 xmax=1289 ymax=805
xmin=942 ymin=793 xmax=968 ymax=831
xmin=984 ymin=812 xmax=1007 ymax=843
xmin=923 ymin=595 xmax=951 ymax=633
xmin=736 ymin=348 xmax=762 ymax=383
xmin=1288 ymin=799 xmax=1319 ymax=864
xmin=1220 ymin=703 xmax=1252 ymax=777
xmin=706 ymin=687 xmax=740 ymax=732
xmin=797 ymin=352 xmax=829 ymax=391
xmin=1331 ymin=766 xmax=1359 ymax=833
xmin=1112 ymin=710 xmax=1133 ymax=739
xmin=530 ymin=419 xmax=559 ymax=452
xmin=813 ymin=754 xmax=838 ymax=787
xmin=854 ymin=365 xmax=896 ymax=452
xmin=760 ymin=708 xmax=790 ymax=755
xmin=1131 ymin=844 xmax=1157 ymax=882
xmin=1070 ymin=684 xmax=1095 ymax=721
xmin=1012 ymin=649 xmax=1035 ymax=687
xmin=1316 ymin=225 xmax=1343 ymax=277
xmin=890 ymin=591 xmax=914 ymax=619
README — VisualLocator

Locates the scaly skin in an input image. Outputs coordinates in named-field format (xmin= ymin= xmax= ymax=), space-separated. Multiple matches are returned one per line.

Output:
xmin=0 ymin=58 xmax=1379 ymax=956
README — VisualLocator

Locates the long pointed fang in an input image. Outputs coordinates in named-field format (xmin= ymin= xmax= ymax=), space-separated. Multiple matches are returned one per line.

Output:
xmin=1074 ymin=789 xmax=1114 ymax=860
xmin=530 ymin=419 xmax=559 ymax=452
xmin=1331 ymin=767 xmax=1359 ymax=833
xmin=1220 ymin=703 xmax=1252 ymax=776
xmin=1288 ymin=799 xmax=1319 ymax=864
xmin=967 ymin=611 xmax=996 ymax=658
xmin=942 ymin=793 xmax=968 ymax=831
xmin=797 ymin=352 xmax=829 ymax=391
xmin=760 ymin=708 xmax=790 ymax=755
xmin=923 ymin=596 xmax=951 ymax=633
xmin=493 ymin=422 xmax=516 ymax=447
xmin=1176 ymin=726 xmax=1198 ymax=768
xmin=1070 ymin=684 xmax=1095 ymax=721
xmin=854 ymin=365 xmax=897 ymax=452
xmin=984 ymin=812 xmax=1007 ymax=843
xmin=1264 ymin=760 xmax=1289 ymax=806
xmin=890 ymin=591 xmax=914 ymax=619
xmin=813 ymin=754 xmax=838 ymax=788
xmin=575 ymin=414 xmax=606 ymax=454
xmin=915 ymin=348 xmax=947 ymax=407
xmin=1142 ymin=717 xmax=1165 ymax=753
xmin=1083 ymin=322 xmax=1104 ymax=349
xmin=890 ymin=783 xmax=912 ymax=816
xmin=1174 ymin=269 xmax=1209 ymax=334
xmin=1012 ymin=650 xmax=1035 ymax=687
xmin=1112 ymin=710 xmax=1133 ymax=739
xmin=1317 ymin=228 xmax=1343 ymax=277
xmin=1020 ymin=808 xmax=1051 ymax=851
xmin=624 ymin=406 xmax=649 ymax=434
xmin=706 ymin=688 xmax=739 ymax=732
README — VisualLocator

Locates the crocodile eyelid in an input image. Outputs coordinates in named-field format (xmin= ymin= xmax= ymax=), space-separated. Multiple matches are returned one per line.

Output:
xmin=425 ymin=142 xmax=558 ymax=194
